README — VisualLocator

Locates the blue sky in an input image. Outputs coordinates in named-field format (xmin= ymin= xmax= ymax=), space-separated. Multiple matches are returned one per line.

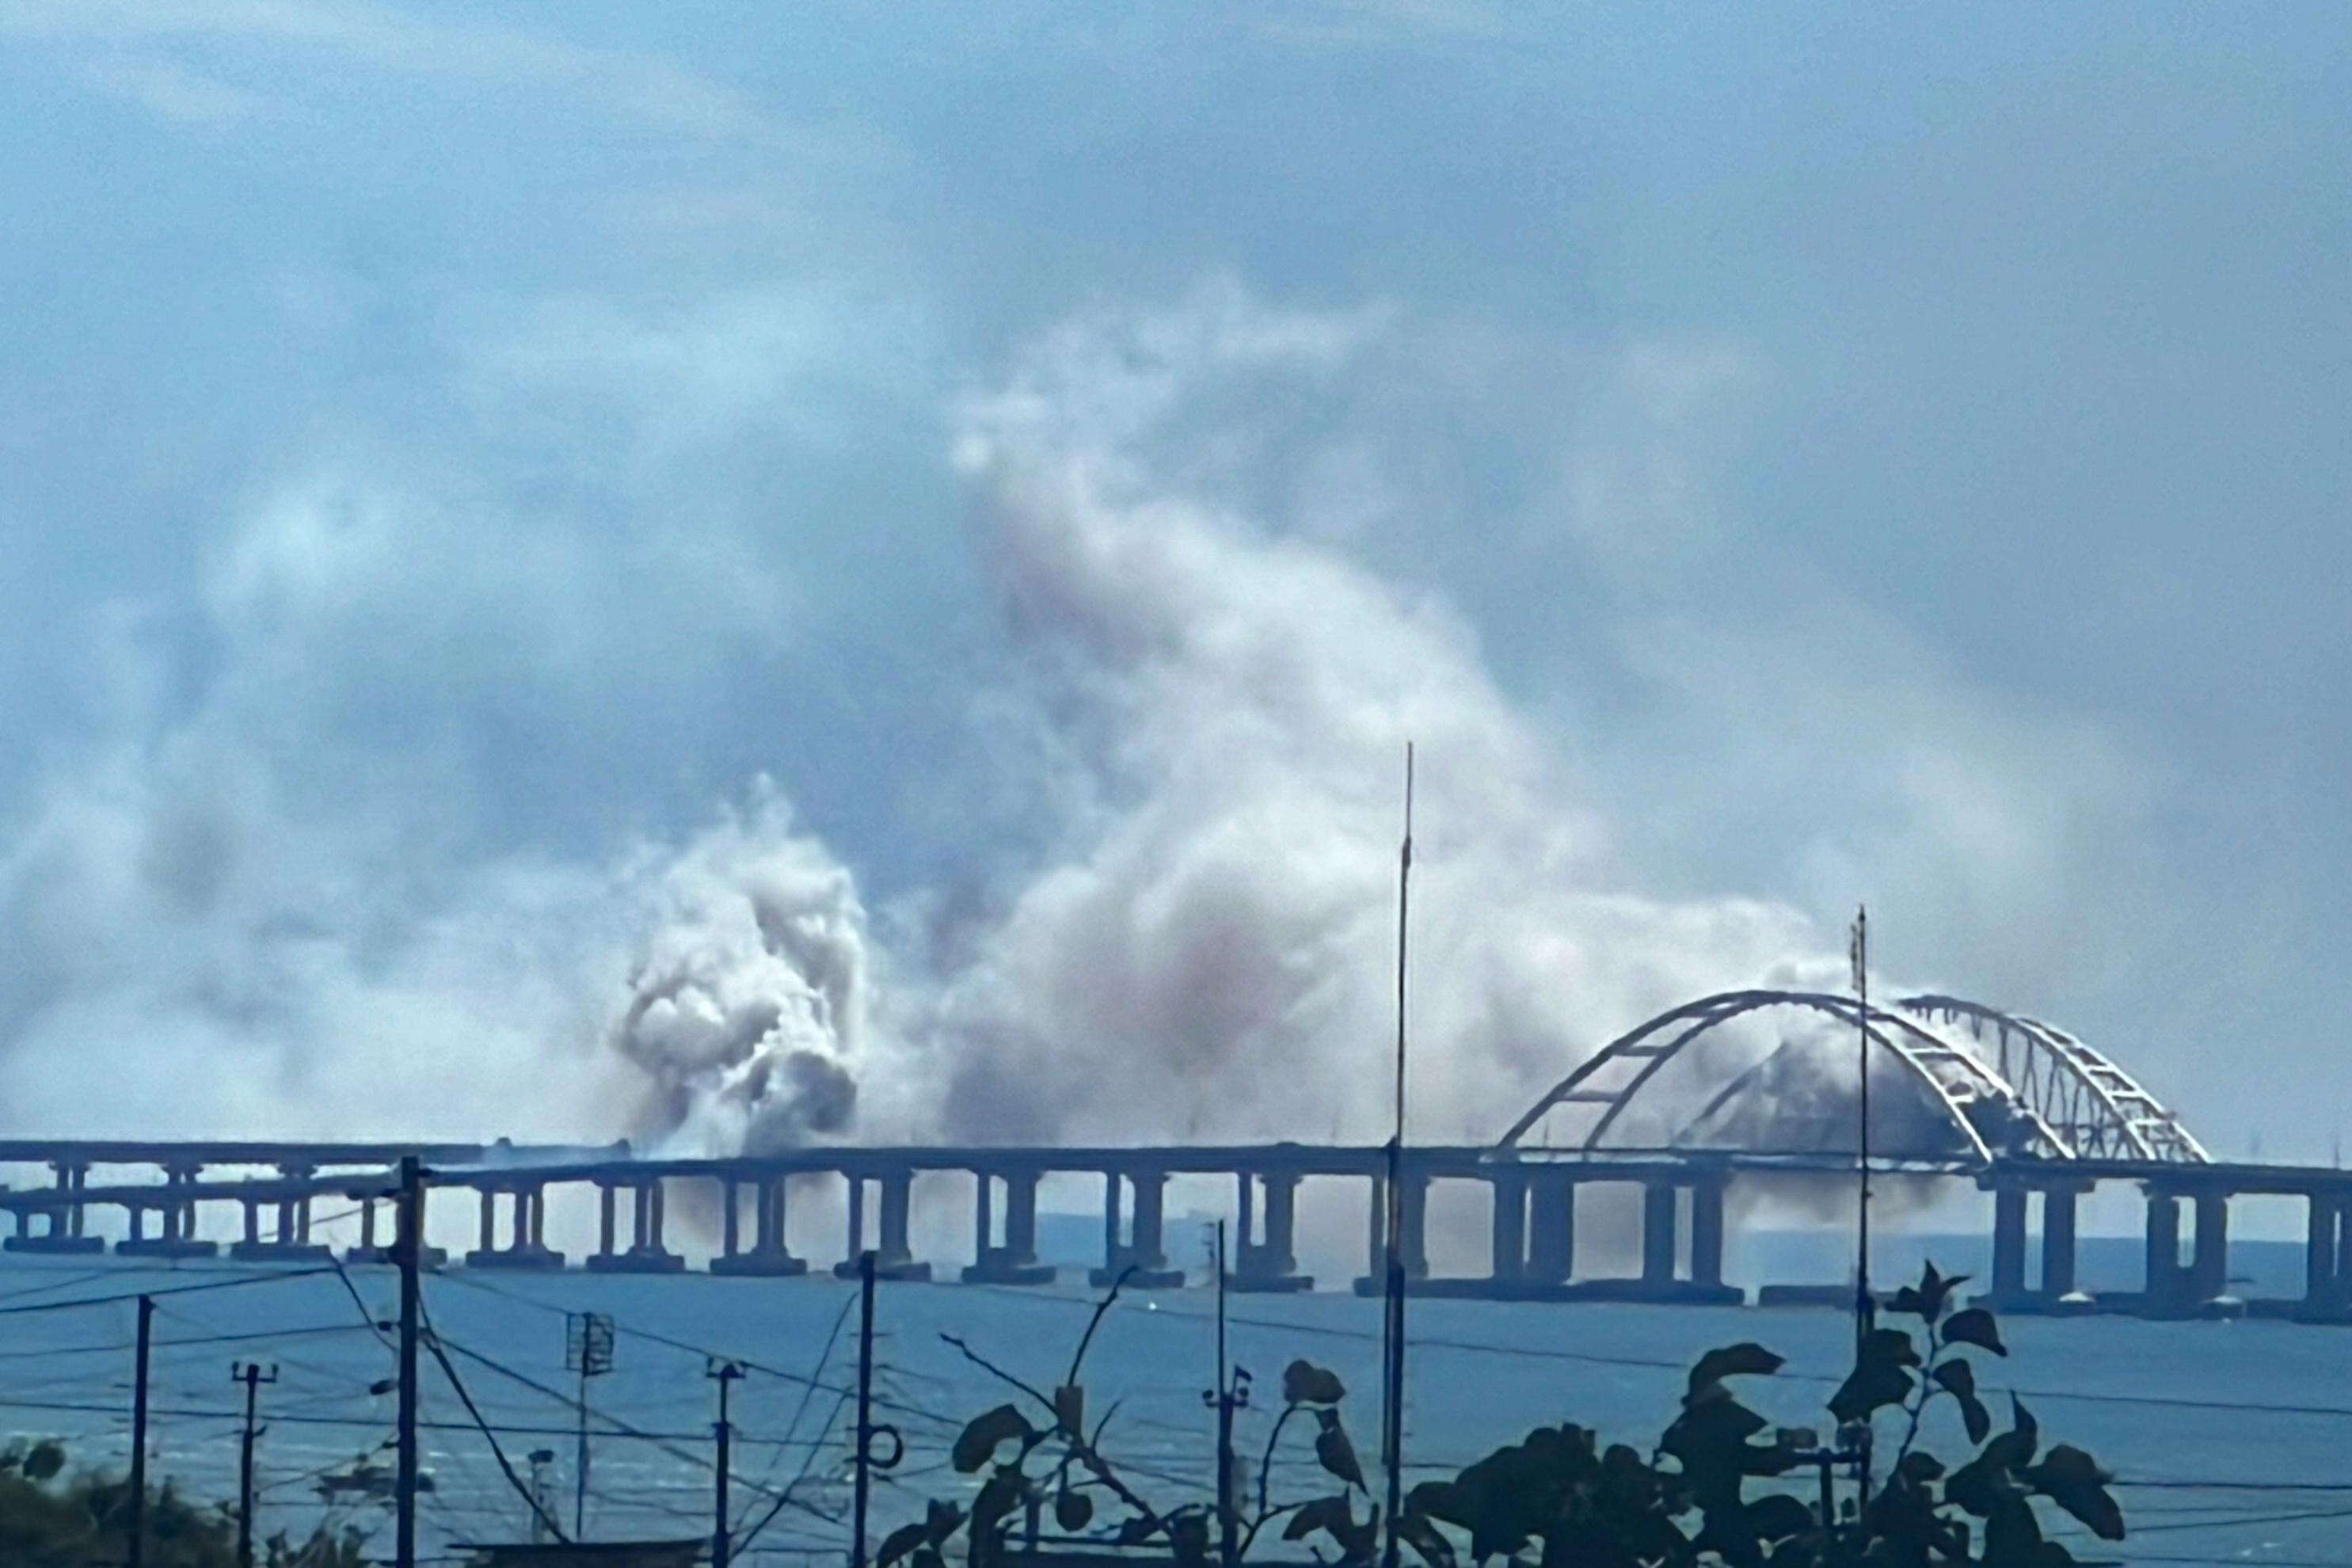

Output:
xmin=2 ymin=2 xmax=2347 ymax=1161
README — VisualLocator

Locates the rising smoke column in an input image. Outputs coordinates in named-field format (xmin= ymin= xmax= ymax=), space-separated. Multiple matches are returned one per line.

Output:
xmin=923 ymin=285 xmax=1831 ymax=1147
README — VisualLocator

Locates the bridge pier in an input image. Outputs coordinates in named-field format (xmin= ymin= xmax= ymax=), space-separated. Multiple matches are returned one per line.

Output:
xmin=1524 ymin=1173 xmax=1575 ymax=1286
xmin=966 ymin=1171 xmax=1054 ymax=1284
xmin=1094 ymin=1171 xmax=1184 ymax=1288
xmin=7 ymin=1163 xmax=103 ymax=1254
xmin=589 ymin=1177 xmax=684 ymax=1273
xmin=119 ymin=1163 xmax=215 ymax=1258
xmin=230 ymin=1166 xmax=333 ymax=1262
xmin=712 ymin=1176 xmax=807 ymax=1277
xmin=1978 ymin=1182 xmax=2088 ymax=1312
xmin=837 ymin=1171 xmax=931 ymax=1281
xmin=1353 ymin=1171 xmax=1431 ymax=1296
xmin=1561 ymin=1179 xmax=1741 ymax=1305
xmin=466 ymin=1183 xmax=565 ymax=1270
xmin=1230 ymin=1171 xmax=1312 ymax=1292
xmin=1488 ymin=1170 xmax=1528 ymax=1292
xmin=2135 ymin=1187 xmax=2240 ymax=1318
xmin=344 ymin=1194 xmax=447 ymax=1268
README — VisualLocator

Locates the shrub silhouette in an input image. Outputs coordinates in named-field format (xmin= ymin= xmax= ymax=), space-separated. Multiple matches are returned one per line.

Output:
xmin=0 ymin=1439 xmax=367 ymax=1567
xmin=919 ymin=1261 xmax=2122 ymax=1567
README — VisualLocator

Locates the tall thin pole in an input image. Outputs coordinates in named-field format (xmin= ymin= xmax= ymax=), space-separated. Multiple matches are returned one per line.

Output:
xmin=575 ymin=1361 xmax=590 ymax=1539
xmin=710 ymin=1360 xmax=744 ymax=1568
xmin=128 ymin=1293 xmax=153 ymax=1568
xmin=1211 ymin=1222 xmax=1240 ymax=1568
xmin=395 ymin=1155 xmax=423 ymax=1568
xmin=1850 ymin=906 xmax=1874 ymax=1353
xmin=1381 ymin=744 xmax=1414 ymax=1568
xmin=1850 ymin=907 xmax=1875 ymax=1517
xmin=233 ymin=1361 xmax=277 ymax=1568
xmin=853 ymin=1249 xmax=877 ymax=1568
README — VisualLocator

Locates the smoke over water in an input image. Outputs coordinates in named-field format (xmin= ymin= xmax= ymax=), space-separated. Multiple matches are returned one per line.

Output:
xmin=0 ymin=284 xmax=1906 ymax=1159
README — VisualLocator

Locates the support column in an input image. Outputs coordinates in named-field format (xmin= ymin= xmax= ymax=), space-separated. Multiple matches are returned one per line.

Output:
xmin=838 ymin=1169 xmax=929 ymax=1281
xmin=720 ymin=1181 xmax=741 ymax=1260
xmin=1991 ymin=1187 xmax=2027 ymax=1300
xmin=2304 ymin=1194 xmax=2339 ymax=1315
xmin=1399 ymin=1173 xmax=1429 ymax=1280
xmin=598 ymin=1184 xmax=618 ymax=1259
xmin=1641 ymin=1183 xmax=1677 ymax=1286
xmin=2189 ymin=1193 xmax=2231 ymax=1307
xmin=1487 ymin=1171 xmax=1528 ymax=1288
xmin=1689 ymin=1182 xmax=1725 ymax=1291
xmin=878 ymin=1172 xmax=912 ymax=1265
xmin=9 ymin=1162 xmax=108 ymax=1250
xmin=2042 ymin=1187 xmax=2080 ymax=1301
xmin=1230 ymin=1173 xmax=1311 ymax=1292
xmin=466 ymin=1183 xmax=561 ymax=1270
xmin=2143 ymin=1191 xmax=2184 ymax=1315
xmin=1101 ymin=1173 xmax=1122 ymax=1272
xmin=120 ymin=1163 xmax=215 ymax=1259
xmin=1095 ymin=1171 xmax=1181 ymax=1287
xmin=711 ymin=1174 xmax=806 ymax=1277
xmin=973 ymin=1174 xmax=995 ymax=1260
xmin=1526 ymin=1174 xmax=1574 ymax=1287
xmin=965 ymin=1171 xmax=1051 ymax=1284
xmin=587 ymin=1175 xmax=675 ymax=1273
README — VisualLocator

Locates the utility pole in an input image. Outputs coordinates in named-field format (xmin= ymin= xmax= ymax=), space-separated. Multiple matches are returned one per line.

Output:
xmin=853 ymin=1249 xmax=877 ymax=1568
xmin=1380 ymin=744 xmax=1414 ymax=1568
xmin=1849 ymin=907 xmax=1876 ymax=1519
xmin=710 ymin=1360 xmax=745 ymax=1568
xmin=1203 ymin=1223 xmax=1248 ymax=1568
xmin=127 ymin=1293 xmax=154 ymax=1568
xmin=527 ymin=1451 xmax=557 ymax=1545
xmin=231 ymin=1361 xmax=279 ymax=1568
xmin=565 ymin=1311 xmax=615 ymax=1539
xmin=395 ymin=1155 xmax=423 ymax=1568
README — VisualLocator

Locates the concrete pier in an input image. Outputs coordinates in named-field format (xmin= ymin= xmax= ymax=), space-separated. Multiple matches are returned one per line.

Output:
xmin=6 ymin=1163 xmax=102 ymax=1254
xmin=118 ymin=1163 xmax=215 ymax=1258
xmin=1094 ymin=1170 xmax=1184 ymax=1288
xmin=965 ymin=1171 xmax=1054 ymax=1284
xmin=466 ymin=1184 xmax=564 ymax=1270
xmin=1353 ymin=1171 xmax=1430 ymax=1295
xmin=836 ymin=1172 xmax=930 ymax=1281
xmin=230 ymin=1166 xmax=333 ymax=1263
xmin=587 ymin=1178 xmax=684 ymax=1274
xmin=711 ymin=1176 xmax=806 ymax=1277
xmin=1231 ymin=1171 xmax=1312 ymax=1292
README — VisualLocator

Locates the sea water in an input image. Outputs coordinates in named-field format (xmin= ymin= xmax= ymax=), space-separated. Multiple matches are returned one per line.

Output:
xmin=0 ymin=1243 xmax=2341 ymax=1567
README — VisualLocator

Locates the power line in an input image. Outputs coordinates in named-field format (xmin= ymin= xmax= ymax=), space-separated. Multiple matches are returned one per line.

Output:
xmin=0 ymin=1268 xmax=339 ymax=1318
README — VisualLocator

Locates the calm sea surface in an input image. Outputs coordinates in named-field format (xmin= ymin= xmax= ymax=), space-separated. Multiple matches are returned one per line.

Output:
xmin=0 ymin=1236 xmax=2342 ymax=1567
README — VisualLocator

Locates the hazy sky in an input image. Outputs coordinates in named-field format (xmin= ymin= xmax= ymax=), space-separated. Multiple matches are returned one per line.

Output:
xmin=2 ymin=2 xmax=2347 ymax=1160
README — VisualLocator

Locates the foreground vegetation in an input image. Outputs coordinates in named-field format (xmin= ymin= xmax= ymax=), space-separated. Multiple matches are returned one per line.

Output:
xmin=0 ymin=1439 xmax=365 ymax=1567
xmin=910 ymin=1261 xmax=2123 ymax=1566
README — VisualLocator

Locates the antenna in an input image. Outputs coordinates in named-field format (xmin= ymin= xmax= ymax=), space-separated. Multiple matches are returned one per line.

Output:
xmin=1848 ymin=905 xmax=1875 ymax=1516
xmin=1849 ymin=904 xmax=1873 ymax=1353
xmin=1380 ymin=744 xmax=1414 ymax=1568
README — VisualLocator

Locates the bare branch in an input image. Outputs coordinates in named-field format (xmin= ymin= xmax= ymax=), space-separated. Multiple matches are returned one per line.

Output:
xmin=1068 ymin=1266 xmax=1137 ymax=1388
xmin=940 ymin=1333 xmax=1056 ymax=1417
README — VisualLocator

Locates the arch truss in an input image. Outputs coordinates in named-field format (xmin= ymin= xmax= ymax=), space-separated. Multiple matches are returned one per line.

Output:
xmin=1896 ymin=995 xmax=2208 ymax=1164
xmin=1498 ymin=988 xmax=2205 ymax=1170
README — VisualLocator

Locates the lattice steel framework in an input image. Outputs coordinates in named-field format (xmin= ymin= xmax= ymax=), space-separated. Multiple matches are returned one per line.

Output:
xmin=1897 ymin=995 xmax=2208 ymax=1164
xmin=1494 ymin=988 xmax=2202 ymax=1169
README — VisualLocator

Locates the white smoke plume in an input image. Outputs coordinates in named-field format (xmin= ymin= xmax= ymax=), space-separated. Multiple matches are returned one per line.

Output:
xmin=0 ymin=284 xmax=1872 ymax=1156
xmin=922 ymin=285 xmax=1835 ymax=1145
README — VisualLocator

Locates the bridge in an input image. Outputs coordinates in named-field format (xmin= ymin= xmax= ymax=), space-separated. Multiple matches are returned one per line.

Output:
xmin=0 ymin=991 xmax=2341 ymax=1323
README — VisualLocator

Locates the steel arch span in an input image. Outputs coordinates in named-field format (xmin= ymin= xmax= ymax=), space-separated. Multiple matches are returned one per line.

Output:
xmin=1496 ymin=989 xmax=2206 ymax=1169
xmin=1895 ymin=995 xmax=2209 ymax=1164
